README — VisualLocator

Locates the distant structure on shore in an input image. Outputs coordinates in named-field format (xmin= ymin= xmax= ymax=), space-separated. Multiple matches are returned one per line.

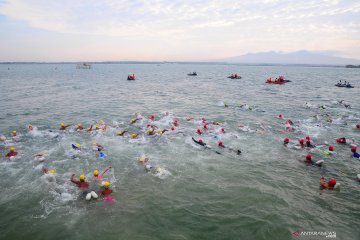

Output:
xmin=345 ymin=65 xmax=360 ymax=68
xmin=76 ymin=63 xmax=92 ymax=69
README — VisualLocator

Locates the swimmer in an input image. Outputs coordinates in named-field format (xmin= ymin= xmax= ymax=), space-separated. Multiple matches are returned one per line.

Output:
xmin=172 ymin=119 xmax=179 ymax=127
xmin=93 ymin=166 xmax=112 ymax=181
xmin=12 ymin=130 xmax=17 ymax=137
xmin=356 ymin=124 xmax=360 ymax=130
xmin=304 ymin=154 xmax=324 ymax=166
xmin=130 ymin=118 xmax=141 ymax=124
xmin=72 ymin=143 xmax=81 ymax=150
xmin=218 ymin=141 xmax=242 ymax=155
xmin=336 ymin=137 xmax=346 ymax=144
xmin=192 ymin=137 xmax=206 ymax=146
xmin=285 ymin=120 xmax=294 ymax=132
xmin=100 ymin=181 xmax=113 ymax=197
xmin=196 ymin=129 xmax=202 ymax=135
xmin=87 ymin=125 xmax=93 ymax=132
xmin=283 ymin=137 xmax=290 ymax=146
xmin=320 ymin=176 xmax=339 ymax=190
xmin=323 ymin=146 xmax=336 ymax=156
xmin=158 ymin=129 xmax=168 ymax=134
xmin=117 ymin=130 xmax=128 ymax=136
xmin=147 ymin=129 xmax=156 ymax=136
xmin=92 ymin=141 xmax=104 ymax=151
xmin=351 ymin=147 xmax=360 ymax=159
xmin=298 ymin=139 xmax=305 ymax=148
xmin=131 ymin=133 xmax=140 ymax=139
xmin=71 ymin=174 xmax=98 ymax=200
xmin=28 ymin=124 xmax=33 ymax=131
xmin=306 ymin=140 xmax=315 ymax=148
xmin=75 ymin=123 xmax=84 ymax=130
xmin=6 ymin=147 xmax=18 ymax=158
xmin=60 ymin=122 xmax=71 ymax=130
xmin=148 ymin=115 xmax=155 ymax=121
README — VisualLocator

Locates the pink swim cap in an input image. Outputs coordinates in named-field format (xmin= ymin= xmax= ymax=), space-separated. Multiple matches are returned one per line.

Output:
xmin=306 ymin=136 xmax=310 ymax=140
xmin=197 ymin=129 xmax=201 ymax=134
xmin=299 ymin=139 xmax=304 ymax=144
xmin=171 ymin=127 xmax=175 ymax=131
xmin=203 ymin=125 xmax=207 ymax=129
xmin=351 ymin=147 xmax=357 ymax=153
xmin=278 ymin=114 xmax=283 ymax=118
xmin=329 ymin=146 xmax=334 ymax=151
xmin=284 ymin=138 xmax=289 ymax=143
xmin=218 ymin=141 xmax=223 ymax=146
xmin=221 ymin=128 xmax=225 ymax=132
xmin=306 ymin=154 xmax=312 ymax=160
xmin=356 ymin=124 xmax=360 ymax=129
xmin=199 ymin=139 xmax=203 ymax=143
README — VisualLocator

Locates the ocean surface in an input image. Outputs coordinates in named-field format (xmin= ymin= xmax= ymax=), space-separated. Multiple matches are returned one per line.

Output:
xmin=0 ymin=63 xmax=359 ymax=240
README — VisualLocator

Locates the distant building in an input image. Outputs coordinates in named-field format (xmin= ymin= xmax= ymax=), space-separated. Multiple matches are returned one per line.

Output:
xmin=345 ymin=65 xmax=360 ymax=68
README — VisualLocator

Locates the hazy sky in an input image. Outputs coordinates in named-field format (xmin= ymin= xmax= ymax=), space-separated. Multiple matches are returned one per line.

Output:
xmin=0 ymin=0 xmax=359 ymax=61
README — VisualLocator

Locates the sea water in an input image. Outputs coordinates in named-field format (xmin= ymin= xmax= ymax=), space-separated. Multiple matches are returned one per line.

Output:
xmin=0 ymin=63 xmax=359 ymax=240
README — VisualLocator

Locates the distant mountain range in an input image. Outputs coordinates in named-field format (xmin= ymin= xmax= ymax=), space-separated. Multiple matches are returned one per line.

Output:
xmin=219 ymin=50 xmax=360 ymax=66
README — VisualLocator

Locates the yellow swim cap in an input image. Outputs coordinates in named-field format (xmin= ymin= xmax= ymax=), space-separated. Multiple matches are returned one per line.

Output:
xmin=147 ymin=129 xmax=153 ymax=134
xmin=79 ymin=174 xmax=86 ymax=181
xmin=157 ymin=129 xmax=162 ymax=133
xmin=104 ymin=181 xmax=110 ymax=188
xmin=60 ymin=123 xmax=65 ymax=126
xmin=12 ymin=130 xmax=16 ymax=134
xmin=138 ymin=155 xmax=145 ymax=162
xmin=95 ymin=124 xmax=99 ymax=129
xmin=28 ymin=124 xmax=32 ymax=127
xmin=93 ymin=170 xmax=99 ymax=176
xmin=10 ymin=147 xmax=15 ymax=152
xmin=50 ymin=169 xmax=55 ymax=174
xmin=77 ymin=123 xmax=82 ymax=127
xmin=76 ymin=143 xmax=81 ymax=148
xmin=131 ymin=134 xmax=137 ymax=139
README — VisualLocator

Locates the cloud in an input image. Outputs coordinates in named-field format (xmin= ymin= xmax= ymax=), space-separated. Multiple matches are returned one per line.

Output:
xmin=0 ymin=0 xmax=359 ymax=60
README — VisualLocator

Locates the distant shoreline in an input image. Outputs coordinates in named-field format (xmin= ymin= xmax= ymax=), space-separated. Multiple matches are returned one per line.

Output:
xmin=0 ymin=61 xmax=348 ymax=68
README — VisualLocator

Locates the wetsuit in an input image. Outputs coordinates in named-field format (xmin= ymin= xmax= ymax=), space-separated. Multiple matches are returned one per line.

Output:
xmin=192 ymin=137 xmax=206 ymax=146
xmin=101 ymin=188 xmax=113 ymax=197
xmin=6 ymin=151 xmax=17 ymax=157
xmin=71 ymin=180 xmax=89 ymax=189
xmin=353 ymin=152 xmax=360 ymax=158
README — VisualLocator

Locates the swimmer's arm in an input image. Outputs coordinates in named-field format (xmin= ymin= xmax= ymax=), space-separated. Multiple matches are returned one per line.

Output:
xmin=70 ymin=174 xmax=79 ymax=184
xmin=87 ymin=125 xmax=93 ymax=132
xmin=319 ymin=176 xmax=328 ymax=189
xmin=101 ymin=166 xmax=112 ymax=177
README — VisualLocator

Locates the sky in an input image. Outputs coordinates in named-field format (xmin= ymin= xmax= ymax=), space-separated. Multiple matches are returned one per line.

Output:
xmin=0 ymin=0 xmax=360 ymax=61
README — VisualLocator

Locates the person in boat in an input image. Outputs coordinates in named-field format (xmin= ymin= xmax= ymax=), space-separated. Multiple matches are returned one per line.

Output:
xmin=320 ymin=176 xmax=338 ymax=190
